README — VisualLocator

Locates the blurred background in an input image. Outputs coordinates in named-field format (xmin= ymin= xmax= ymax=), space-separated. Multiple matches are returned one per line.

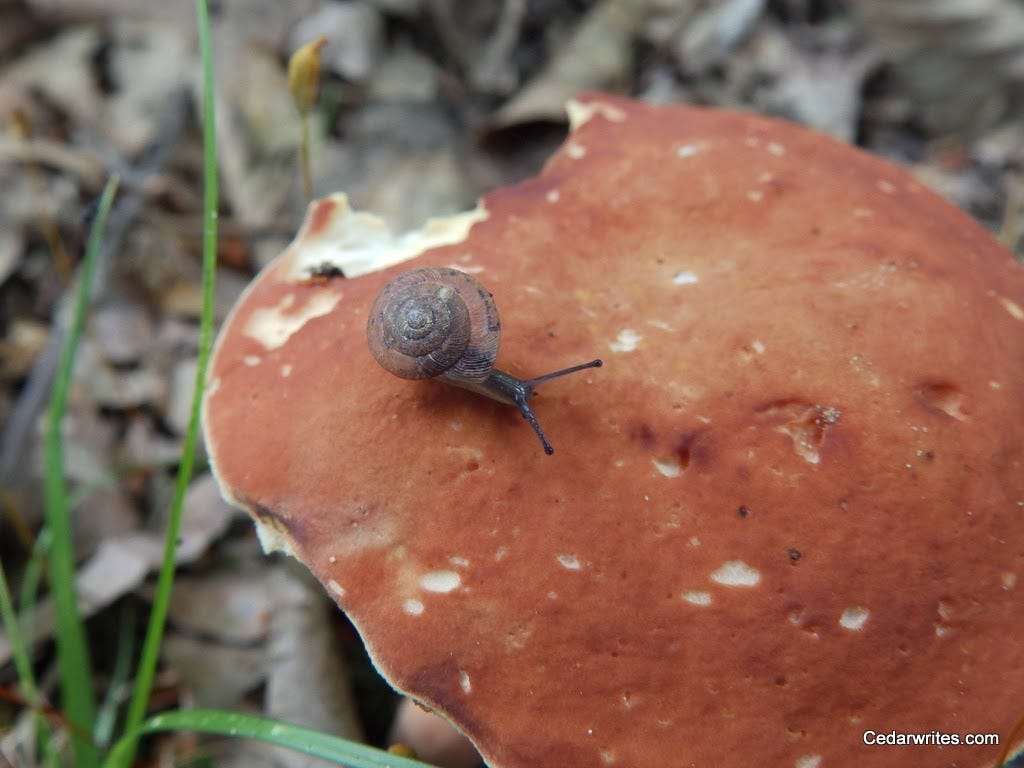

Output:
xmin=0 ymin=1 xmax=1022 ymax=766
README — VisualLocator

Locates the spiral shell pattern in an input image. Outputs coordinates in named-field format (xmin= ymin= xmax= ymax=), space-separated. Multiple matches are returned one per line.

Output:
xmin=367 ymin=267 xmax=500 ymax=382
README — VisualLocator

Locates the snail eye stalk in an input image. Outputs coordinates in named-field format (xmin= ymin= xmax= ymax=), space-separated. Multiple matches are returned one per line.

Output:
xmin=514 ymin=359 xmax=603 ymax=455
xmin=523 ymin=359 xmax=603 ymax=389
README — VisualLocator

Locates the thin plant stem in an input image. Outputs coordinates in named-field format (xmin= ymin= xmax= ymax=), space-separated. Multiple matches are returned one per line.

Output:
xmin=121 ymin=0 xmax=219 ymax=757
xmin=300 ymin=113 xmax=313 ymax=201
xmin=44 ymin=175 xmax=119 ymax=768
xmin=0 ymin=553 xmax=38 ymax=704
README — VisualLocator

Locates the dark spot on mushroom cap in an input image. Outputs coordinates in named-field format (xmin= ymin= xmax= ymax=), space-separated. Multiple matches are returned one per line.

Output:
xmin=629 ymin=423 xmax=657 ymax=449
xmin=673 ymin=430 xmax=713 ymax=470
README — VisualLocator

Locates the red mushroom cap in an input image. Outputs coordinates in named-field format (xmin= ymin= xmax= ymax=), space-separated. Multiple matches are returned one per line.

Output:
xmin=203 ymin=94 xmax=1024 ymax=768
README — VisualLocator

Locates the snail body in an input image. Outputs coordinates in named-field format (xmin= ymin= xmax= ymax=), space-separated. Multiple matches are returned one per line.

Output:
xmin=367 ymin=267 xmax=601 ymax=454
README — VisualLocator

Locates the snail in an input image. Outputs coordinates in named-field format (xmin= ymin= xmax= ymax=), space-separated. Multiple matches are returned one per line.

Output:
xmin=366 ymin=267 xmax=602 ymax=455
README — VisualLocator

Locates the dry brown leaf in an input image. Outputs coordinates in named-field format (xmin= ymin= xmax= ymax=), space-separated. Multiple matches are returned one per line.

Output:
xmin=489 ymin=0 xmax=652 ymax=128
xmin=209 ymin=31 xmax=304 ymax=260
xmin=289 ymin=3 xmax=384 ymax=84
xmin=2 ymin=21 xmax=190 ymax=157
xmin=162 ymin=634 xmax=268 ymax=709
xmin=317 ymin=102 xmax=477 ymax=233
xmin=0 ymin=229 xmax=19 ymax=287
xmin=166 ymin=570 xmax=277 ymax=643
xmin=367 ymin=42 xmax=442 ymax=101
xmin=851 ymin=0 xmax=1024 ymax=133
xmin=0 ymin=136 xmax=104 ymax=189
xmin=24 ymin=0 xmax=194 ymax=24
xmin=746 ymin=23 xmax=879 ymax=141
xmin=0 ymin=318 xmax=48 ymax=381
xmin=670 ymin=0 xmax=766 ymax=73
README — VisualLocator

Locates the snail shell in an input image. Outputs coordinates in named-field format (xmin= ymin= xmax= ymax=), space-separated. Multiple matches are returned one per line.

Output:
xmin=367 ymin=266 xmax=602 ymax=454
xmin=367 ymin=267 xmax=500 ymax=384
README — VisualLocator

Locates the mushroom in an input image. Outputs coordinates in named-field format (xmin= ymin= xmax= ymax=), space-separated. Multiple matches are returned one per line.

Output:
xmin=203 ymin=94 xmax=1024 ymax=767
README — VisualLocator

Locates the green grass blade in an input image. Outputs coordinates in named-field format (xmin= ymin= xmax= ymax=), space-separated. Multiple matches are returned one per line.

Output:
xmin=102 ymin=710 xmax=438 ymax=768
xmin=19 ymin=527 xmax=51 ymax=616
xmin=0 ymin=552 xmax=38 ymax=702
xmin=94 ymin=602 xmax=136 ymax=747
xmin=121 ymin=0 xmax=219 ymax=754
xmin=44 ymin=175 xmax=120 ymax=768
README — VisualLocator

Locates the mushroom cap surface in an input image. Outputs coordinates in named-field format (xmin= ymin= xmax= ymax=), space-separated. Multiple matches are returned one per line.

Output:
xmin=203 ymin=94 xmax=1024 ymax=768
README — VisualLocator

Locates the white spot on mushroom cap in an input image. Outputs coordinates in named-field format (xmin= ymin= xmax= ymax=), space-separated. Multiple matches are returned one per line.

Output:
xmin=751 ymin=339 xmax=765 ymax=354
xmin=1002 ymin=571 xmax=1017 ymax=589
xmin=546 ymin=189 xmax=560 ymax=203
xmin=458 ymin=670 xmax=472 ymax=694
xmin=672 ymin=270 xmax=699 ymax=285
xmin=566 ymin=142 xmax=586 ymax=159
xmin=609 ymin=329 xmax=642 ymax=353
xmin=877 ymin=179 xmax=896 ymax=194
xmin=767 ymin=142 xmax=786 ymax=156
xmin=327 ymin=579 xmax=345 ymax=597
xmin=681 ymin=590 xmax=712 ymax=606
xmin=505 ymin=623 xmax=535 ymax=650
xmin=404 ymin=598 xmax=424 ymax=615
xmin=710 ymin=560 xmax=761 ymax=587
xmin=747 ymin=190 xmax=764 ymax=202
xmin=600 ymin=747 xmax=616 ymax=764
xmin=245 ymin=291 xmax=342 ymax=351
xmin=420 ymin=570 xmax=461 ymax=593
xmin=243 ymin=355 xmax=261 ymax=366
xmin=795 ymin=755 xmax=822 ymax=768
xmin=997 ymin=295 xmax=1024 ymax=321
xmin=449 ymin=555 xmax=470 ymax=567
xmin=676 ymin=143 xmax=704 ymax=158
xmin=839 ymin=606 xmax=870 ymax=631
xmin=556 ymin=554 xmax=582 ymax=570
xmin=280 ymin=364 xmax=293 ymax=377
xmin=934 ymin=601 xmax=954 ymax=638
xmin=652 ymin=456 xmax=682 ymax=478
